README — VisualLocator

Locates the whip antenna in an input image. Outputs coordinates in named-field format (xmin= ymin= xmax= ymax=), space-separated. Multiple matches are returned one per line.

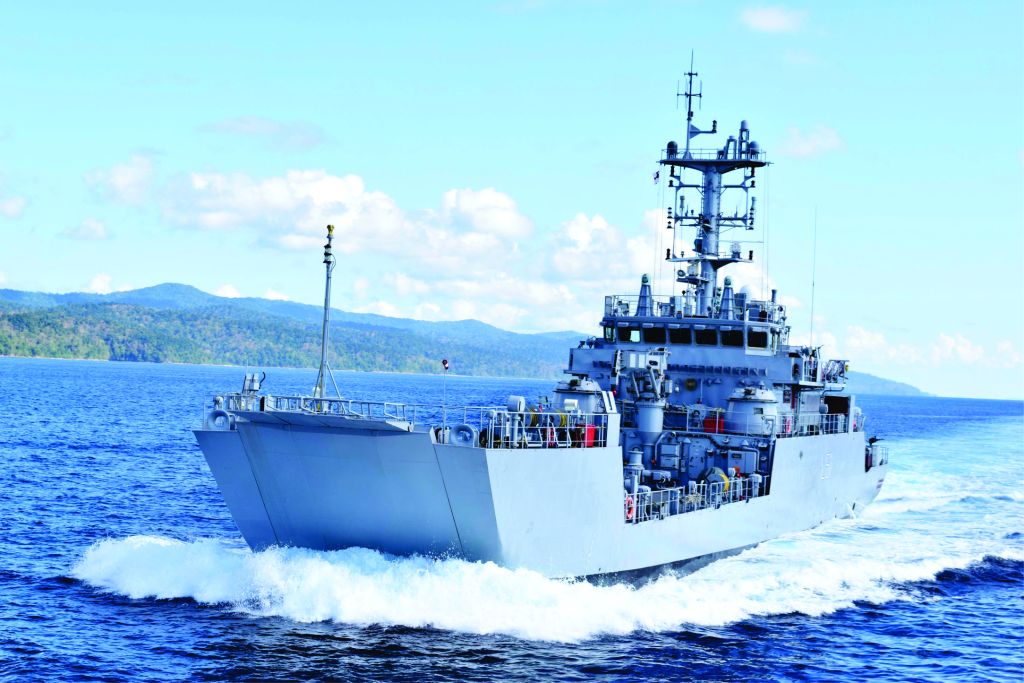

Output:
xmin=314 ymin=224 xmax=340 ymax=399
xmin=809 ymin=209 xmax=818 ymax=349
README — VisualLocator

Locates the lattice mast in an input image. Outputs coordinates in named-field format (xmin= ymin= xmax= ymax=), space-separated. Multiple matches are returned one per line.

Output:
xmin=663 ymin=60 xmax=767 ymax=317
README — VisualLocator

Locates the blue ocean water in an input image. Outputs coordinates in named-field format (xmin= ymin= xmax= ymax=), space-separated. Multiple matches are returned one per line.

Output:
xmin=1 ymin=357 xmax=1021 ymax=682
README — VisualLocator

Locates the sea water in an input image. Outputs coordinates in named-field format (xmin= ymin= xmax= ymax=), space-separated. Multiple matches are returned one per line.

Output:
xmin=1 ymin=358 xmax=1021 ymax=681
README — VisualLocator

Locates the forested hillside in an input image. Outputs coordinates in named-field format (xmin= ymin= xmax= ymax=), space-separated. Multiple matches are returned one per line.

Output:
xmin=0 ymin=283 xmax=926 ymax=394
xmin=0 ymin=302 xmax=569 ymax=377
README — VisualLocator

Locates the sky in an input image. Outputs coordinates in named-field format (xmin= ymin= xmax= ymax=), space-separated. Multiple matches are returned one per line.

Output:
xmin=1 ymin=1 xmax=1022 ymax=399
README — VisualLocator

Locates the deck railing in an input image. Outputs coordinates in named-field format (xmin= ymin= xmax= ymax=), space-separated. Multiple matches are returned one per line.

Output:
xmin=625 ymin=475 xmax=770 ymax=524
xmin=218 ymin=392 xmax=864 ymax=445
xmin=621 ymin=404 xmax=857 ymax=439
xmin=775 ymin=411 xmax=849 ymax=438
xmin=662 ymin=147 xmax=765 ymax=162
xmin=215 ymin=393 xmax=610 ymax=450
xmin=604 ymin=294 xmax=783 ymax=324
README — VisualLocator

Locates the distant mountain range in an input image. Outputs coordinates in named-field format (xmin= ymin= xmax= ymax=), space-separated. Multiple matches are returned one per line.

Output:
xmin=0 ymin=283 xmax=926 ymax=395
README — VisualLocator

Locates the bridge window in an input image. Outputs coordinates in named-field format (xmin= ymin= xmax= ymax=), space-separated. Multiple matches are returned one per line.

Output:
xmin=644 ymin=327 xmax=666 ymax=344
xmin=721 ymin=330 xmax=743 ymax=347
xmin=604 ymin=326 xmax=615 ymax=342
xmin=669 ymin=328 xmax=692 ymax=344
xmin=695 ymin=329 xmax=717 ymax=346
xmin=618 ymin=327 xmax=640 ymax=343
xmin=748 ymin=330 xmax=769 ymax=348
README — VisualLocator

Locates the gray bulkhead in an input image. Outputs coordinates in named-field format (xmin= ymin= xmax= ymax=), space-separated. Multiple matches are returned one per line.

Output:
xmin=195 ymin=415 xmax=885 ymax=578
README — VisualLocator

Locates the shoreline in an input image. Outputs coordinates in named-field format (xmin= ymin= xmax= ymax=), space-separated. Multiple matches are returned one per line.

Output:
xmin=0 ymin=354 xmax=1018 ymax=401
xmin=0 ymin=354 xmax=556 ymax=382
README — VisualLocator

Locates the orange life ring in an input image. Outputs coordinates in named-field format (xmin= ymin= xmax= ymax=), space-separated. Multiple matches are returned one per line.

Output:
xmin=625 ymin=494 xmax=635 ymax=521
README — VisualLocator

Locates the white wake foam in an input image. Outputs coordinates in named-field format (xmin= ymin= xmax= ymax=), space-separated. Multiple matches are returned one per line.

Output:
xmin=72 ymin=423 xmax=1024 ymax=642
xmin=71 ymin=523 xmax=1022 ymax=643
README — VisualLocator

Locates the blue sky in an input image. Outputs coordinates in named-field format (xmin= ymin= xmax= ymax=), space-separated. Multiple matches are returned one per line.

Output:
xmin=1 ymin=1 xmax=1022 ymax=399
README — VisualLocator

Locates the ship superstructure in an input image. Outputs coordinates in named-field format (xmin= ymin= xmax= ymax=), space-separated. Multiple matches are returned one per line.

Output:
xmin=194 ymin=67 xmax=889 ymax=579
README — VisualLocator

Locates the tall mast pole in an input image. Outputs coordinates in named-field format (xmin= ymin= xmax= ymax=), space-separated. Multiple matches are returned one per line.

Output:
xmin=682 ymin=53 xmax=698 ymax=158
xmin=810 ymin=209 xmax=818 ymax=349
xmin=314 ymin=224 xmax=336 ymax=399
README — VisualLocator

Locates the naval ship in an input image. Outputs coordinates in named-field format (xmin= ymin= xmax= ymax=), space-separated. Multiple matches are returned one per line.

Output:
xmin=195 ymin=69 xmax=889 ymax=579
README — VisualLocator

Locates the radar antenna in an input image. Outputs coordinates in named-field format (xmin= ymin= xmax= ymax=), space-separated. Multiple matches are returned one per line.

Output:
xmin=314 ymin=224 xmax=341 ymax=399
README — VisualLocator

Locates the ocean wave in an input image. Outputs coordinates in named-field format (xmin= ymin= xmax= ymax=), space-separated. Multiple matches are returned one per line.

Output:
xmin=70 ymin=532 xmax=1024 ymax=643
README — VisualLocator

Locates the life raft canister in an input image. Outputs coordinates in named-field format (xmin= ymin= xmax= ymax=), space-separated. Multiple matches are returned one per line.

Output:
xmin=451 ymin=423 xmax=477 ymax=446
xmin=208 ymin=409 xmax=231 ymax=430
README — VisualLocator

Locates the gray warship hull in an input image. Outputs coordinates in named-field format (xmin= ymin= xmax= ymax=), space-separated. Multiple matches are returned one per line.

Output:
xmin=196 ymin=411 xmax=885 ymax=578
xmin=193 ymin=66 xmax=891 ymax=578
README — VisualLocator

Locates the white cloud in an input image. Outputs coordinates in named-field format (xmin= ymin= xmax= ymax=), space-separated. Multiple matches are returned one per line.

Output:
xmin=440 ymin=188 xmax=533 ymax=239
xmin=994 ymin=341 xmax=1023 ymax=368
xmin=162 ymin=169 xmax=555 ymax=327
xmin=789 ymin=326 xmax=840 ymax=364
xmin=845 ymin=325 xmax=887 ymax=354
xmin=778 ymin=126 xmax=844 ymax=158
xmin=87 ymin=274 xmax=113 ymax=294
xmin=63 ymin=217 xmax=108 ymax=240
xmin=161 ymin=171 xmax=537 ymax=282
xmin=382 ymin=273 xmax=431 ymax=296
xmin=930 ymin=333 xmax=986 ymax=365
xmin=412 ymin=301 xmax=443 ymax=320
xmin=201 ymin=116 xmax=327 ymax=151
xmin=722 ymin=260 xmax=774 ymax=301
xmin=777 ymin=294 xmax=802 ymax=309
xmin=264 ymin=289 xmax=289 ymax=301
xmin=550 ymin=212 xmax=652 ymax=284
xmin=740 ymin=5 xmax=806 ymax=33
xmin=163 ymin=170 xmax=406 ymax=256
xmin=216 ymin=284 xmax=242 ymax=298
xmin=553 ymin=213 xmax=614 ymax=277
xmin=0 ymin=270 xmax=6 ymax=285
xmin=85 ymin=155 xmax=154 ymax=204
xmin=0 ymin=196 xmax=26 ymax=218
xmin=840 ymin=325 xmax=1023 ymax=370
xmin=844 ymin=325 xmax=924 ymax=364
